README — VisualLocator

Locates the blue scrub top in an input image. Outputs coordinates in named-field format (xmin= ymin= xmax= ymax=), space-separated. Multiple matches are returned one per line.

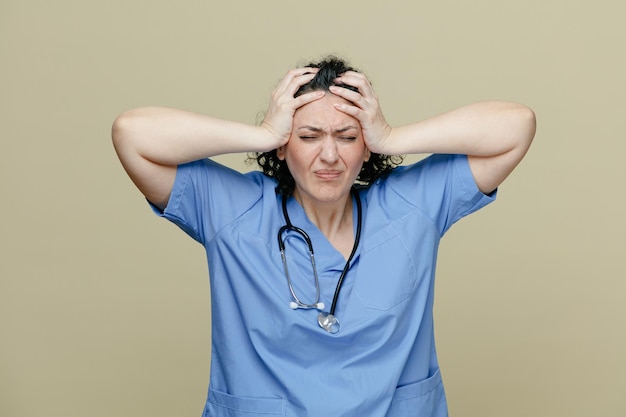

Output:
xmin=153 ymin=154 xmax=495 ymax=417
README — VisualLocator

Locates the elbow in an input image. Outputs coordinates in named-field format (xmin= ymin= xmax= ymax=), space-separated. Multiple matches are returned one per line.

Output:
xmin=111 ymin=108 xmax=142 ymax=147
xmin=517 ymin=104 xmax=537 ymax=149
xmin=502 ymin=102 xmax=536 ymax=151
xmin=111 ymin=107 xmax=159 ymax=154
xmin=111 ymin=111 xmax=131 ymax=150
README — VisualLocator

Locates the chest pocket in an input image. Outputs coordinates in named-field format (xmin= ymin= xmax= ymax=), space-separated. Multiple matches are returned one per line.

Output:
xmin=353 ymin=224 xmax=418 ymax=311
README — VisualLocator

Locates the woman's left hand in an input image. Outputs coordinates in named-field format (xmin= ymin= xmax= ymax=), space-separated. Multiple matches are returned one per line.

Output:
xmin=329 ymin=71 xmax=393 ymax=154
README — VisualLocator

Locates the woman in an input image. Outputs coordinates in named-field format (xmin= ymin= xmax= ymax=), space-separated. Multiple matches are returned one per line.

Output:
xmin=112 ymin=56 xmax=535 ymax=417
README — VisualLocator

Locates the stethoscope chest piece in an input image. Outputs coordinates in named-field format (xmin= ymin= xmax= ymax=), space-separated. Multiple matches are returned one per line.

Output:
xmin=317 ymin=311 xmax=340 ymax=334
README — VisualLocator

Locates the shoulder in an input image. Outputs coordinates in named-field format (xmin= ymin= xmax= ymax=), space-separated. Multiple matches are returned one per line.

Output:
xmin=176 ymin=158 xmax=274 ymax=193
xmin=160 ymin=158 xmax=279 ymax=243
xmin=362 ymin=154 xmax=494 ymax=234
xmin=367 ymin=154 xmax=466 ymax=199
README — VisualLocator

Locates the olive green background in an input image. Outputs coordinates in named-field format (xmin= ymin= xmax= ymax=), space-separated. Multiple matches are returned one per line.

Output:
xmin=2 ymin=1 xmax=624 ymax=416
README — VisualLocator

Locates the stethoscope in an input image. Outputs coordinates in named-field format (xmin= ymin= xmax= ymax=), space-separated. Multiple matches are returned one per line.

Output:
xmin=277 ymin=188 xmax=362 ymax=334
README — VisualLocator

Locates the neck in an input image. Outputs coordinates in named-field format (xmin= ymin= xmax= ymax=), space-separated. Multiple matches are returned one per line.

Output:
xmin=293 ymin=189 xmax=355 ymax=259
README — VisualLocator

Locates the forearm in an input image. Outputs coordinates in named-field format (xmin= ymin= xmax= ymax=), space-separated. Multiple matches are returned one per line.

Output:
xmin=384 ymin=101 xmax=536 ymax=157
xmin=112 ymin=106 xmax=277 ymax=166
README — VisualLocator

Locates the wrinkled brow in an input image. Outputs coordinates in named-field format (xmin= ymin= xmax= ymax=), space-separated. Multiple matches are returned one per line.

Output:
xmin=297 ymin=125 xmax=359 ymax=133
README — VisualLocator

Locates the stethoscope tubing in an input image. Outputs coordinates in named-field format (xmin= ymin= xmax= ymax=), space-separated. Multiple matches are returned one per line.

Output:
xmin=277 ymin=224 xmax=322 ymax=310
xmin=278 ymin=188 xmax=362 ymax=317
xmin=329 ymin=190 xmax=361 ymax=315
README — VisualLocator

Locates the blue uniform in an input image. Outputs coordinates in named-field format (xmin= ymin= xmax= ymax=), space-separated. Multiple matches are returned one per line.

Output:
xmin=153 ymin=153 xmax=495 ymax=417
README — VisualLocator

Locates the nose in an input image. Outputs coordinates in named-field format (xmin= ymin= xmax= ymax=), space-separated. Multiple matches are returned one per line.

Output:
xmin=319 ymin=137 xmax=339 ymax=164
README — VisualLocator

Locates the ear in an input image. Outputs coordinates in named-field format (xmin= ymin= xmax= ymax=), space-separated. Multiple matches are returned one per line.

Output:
xmin=277 ymin=146 xmax=286 ymax=160
xmin=363 ymin=147 xmax=371 ymax=162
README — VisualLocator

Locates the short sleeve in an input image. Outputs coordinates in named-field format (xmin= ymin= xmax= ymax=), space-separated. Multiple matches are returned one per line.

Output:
xmin=384 ymin=154 xmax=496 ymax=235
xmin=149 ymin=159 xmax=266 ymax=245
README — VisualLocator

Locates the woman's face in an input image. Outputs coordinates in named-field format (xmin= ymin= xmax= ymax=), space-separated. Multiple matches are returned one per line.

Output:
xmin=278 ymin=94 xmax=370 ymax=206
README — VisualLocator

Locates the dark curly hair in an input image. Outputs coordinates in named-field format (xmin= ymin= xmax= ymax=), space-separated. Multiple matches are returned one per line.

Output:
xmin=249 ymin=56 xmax=404 ymax=195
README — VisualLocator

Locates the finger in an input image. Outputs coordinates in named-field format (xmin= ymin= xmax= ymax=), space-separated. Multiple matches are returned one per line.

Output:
xmin=335 ymin=71 xmax=370 ymax=87
xmin=282 ymin=67 xmax=319 ymax=81
xmin=293 ymin=90 xmax=326 ymax=108
xmin=274 ymin=69 xmax=319 ymax=99
xmin=284 ymin=67 xmax=320 ymax=86
xmin=329 ymin=85 xmax=367 ymax=108
xmin=332 ymin=101 xmax=361 ymax=119
xmin=290 ymin=70 xmax=319 ymax=93
xmin=335 ymin=73 xmax=375 ymax=98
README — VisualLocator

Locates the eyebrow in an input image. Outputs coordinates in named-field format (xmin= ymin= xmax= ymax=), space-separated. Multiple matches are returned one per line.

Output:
xmin=297 ymin=125 xmax=359 ymax=133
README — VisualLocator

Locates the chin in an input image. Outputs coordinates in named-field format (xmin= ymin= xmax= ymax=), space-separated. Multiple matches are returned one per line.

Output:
xmin=294 ymin=179 xmax=355 ymax=205
xmin=310 ymin=186 xmax=352 ymax=204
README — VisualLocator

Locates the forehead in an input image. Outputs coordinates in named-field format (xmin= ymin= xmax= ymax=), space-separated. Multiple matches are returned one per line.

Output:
xmin=293 ymin=95 xmax=359 ymax=128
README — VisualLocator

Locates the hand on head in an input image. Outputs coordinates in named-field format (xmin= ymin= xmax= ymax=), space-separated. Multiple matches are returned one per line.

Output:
xmin=329 ymin=71 xmax=392 ymax=155
xmin=261 ymin=68 xmax=326 ymax=148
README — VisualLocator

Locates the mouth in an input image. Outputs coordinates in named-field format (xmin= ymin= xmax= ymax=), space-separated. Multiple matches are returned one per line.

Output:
xmin=314 ymin=169 xmax=342 ymax=180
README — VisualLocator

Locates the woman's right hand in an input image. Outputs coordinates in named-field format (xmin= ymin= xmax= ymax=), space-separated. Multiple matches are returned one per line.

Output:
xmin=260 ymin=68 xmax=325 ymax=148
